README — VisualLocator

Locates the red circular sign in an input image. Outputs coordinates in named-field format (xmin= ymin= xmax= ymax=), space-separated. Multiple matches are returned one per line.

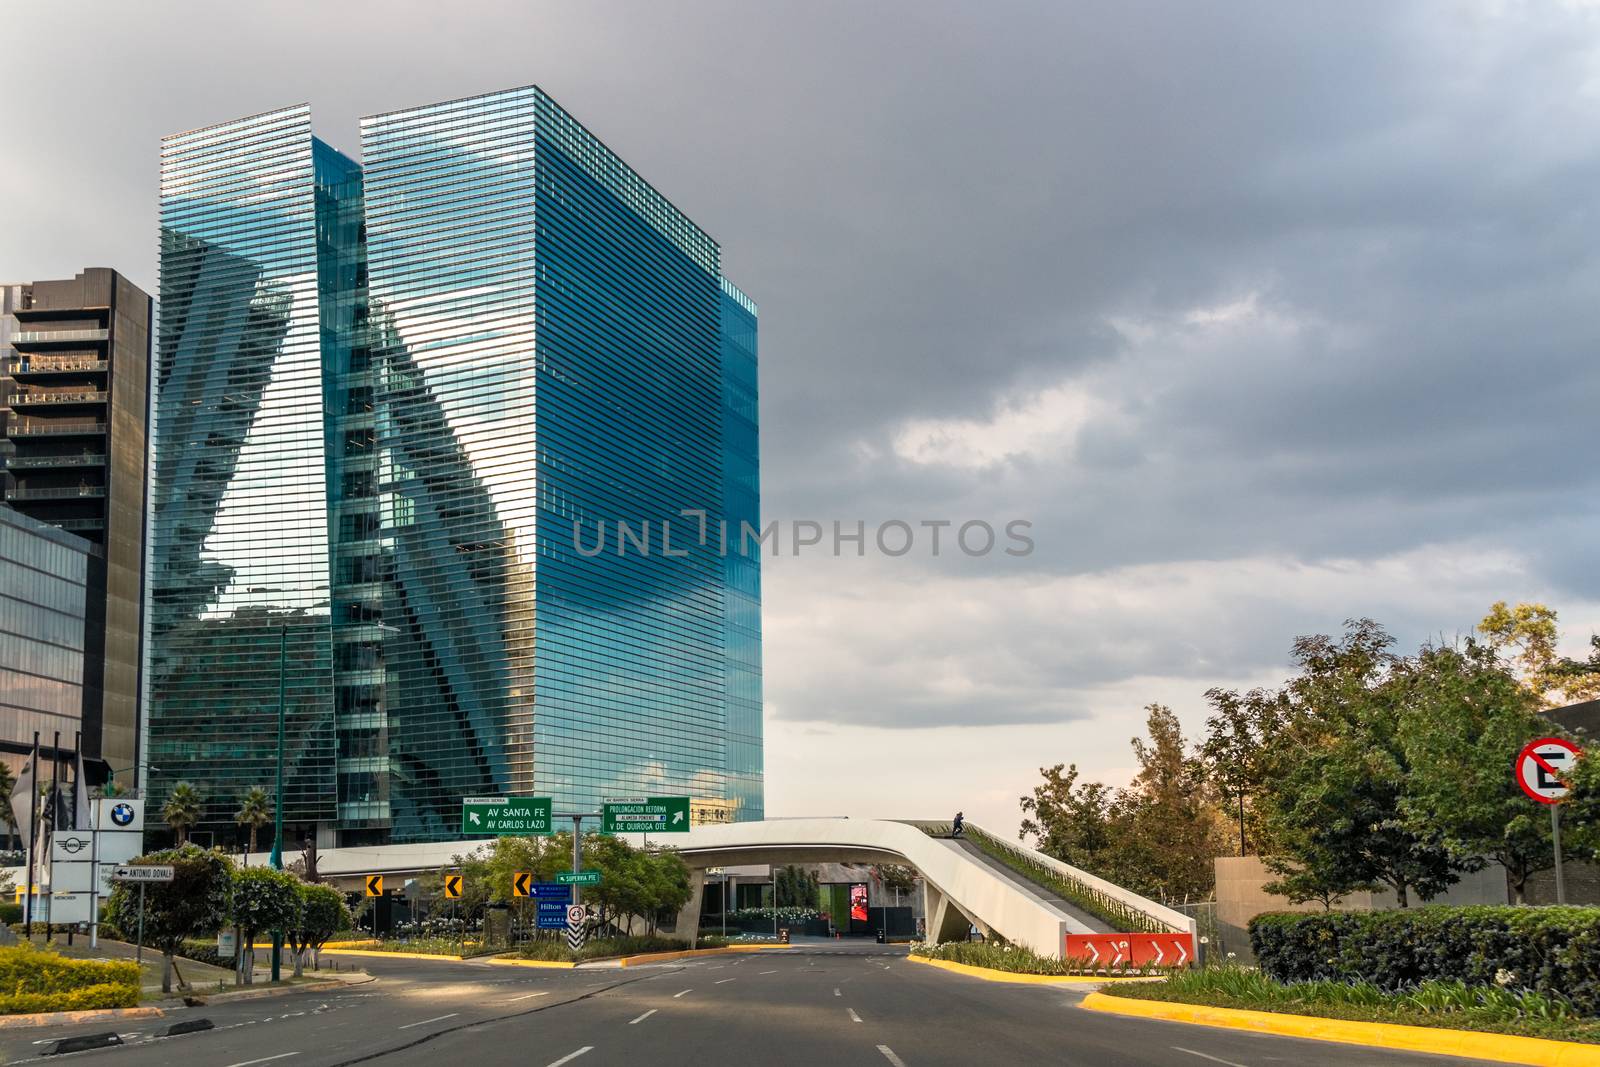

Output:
xmin=1516 ymin=736 xmax=1582 ymax=804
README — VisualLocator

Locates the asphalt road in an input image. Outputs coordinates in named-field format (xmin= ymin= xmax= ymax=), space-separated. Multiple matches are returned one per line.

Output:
xmin=3 ymin=942 xmax=1510 ymax=1067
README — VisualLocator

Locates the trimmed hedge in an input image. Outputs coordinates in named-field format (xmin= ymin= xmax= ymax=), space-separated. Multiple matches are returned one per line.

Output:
xmin=1251 ymin=907 xmax=1600 ymax=1014
xmin=0 ymin=945 xmax=141 ymax=1015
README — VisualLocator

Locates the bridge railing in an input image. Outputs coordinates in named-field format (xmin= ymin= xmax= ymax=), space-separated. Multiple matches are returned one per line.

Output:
xmin=907 ymin=820 xmax=1195 ymax=937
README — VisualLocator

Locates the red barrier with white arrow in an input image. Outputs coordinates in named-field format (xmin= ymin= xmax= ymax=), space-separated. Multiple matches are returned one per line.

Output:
xmin=1064 ymin=932 xmax=1193 ymax=968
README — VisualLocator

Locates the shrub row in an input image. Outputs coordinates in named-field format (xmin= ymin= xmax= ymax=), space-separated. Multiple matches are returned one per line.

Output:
xmin=0 ymin=983 xmax=140 ymax=1015
xmin=1250 ymin=907 xmax=1600 ymax=1014
xmin=960 ymin=826 xmax=1165 ymax=933
xmin=0 ymin=945 xmax=141 ymax=995
xmin=0 ymin=945 xmax=141 ymax=1016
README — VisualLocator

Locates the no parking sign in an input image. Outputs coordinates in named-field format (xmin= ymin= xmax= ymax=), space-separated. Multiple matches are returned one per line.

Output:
xmin=1516 ymin=737 xmax=1580 ymax=804
xmin=1517 ymin=736 xmax=1582 ymax=905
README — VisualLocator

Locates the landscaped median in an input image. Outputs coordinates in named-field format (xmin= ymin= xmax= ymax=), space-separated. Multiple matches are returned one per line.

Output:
xmin=1077 ymin=906 xmax=1600 ymax=1066
xmin=0 ymin=944 xmax=142 ymax=1018
xmin=321 ymin=938 xmax=482 ymax=961
xmin=1086 ymin=980 xmax=1600 ymax=1067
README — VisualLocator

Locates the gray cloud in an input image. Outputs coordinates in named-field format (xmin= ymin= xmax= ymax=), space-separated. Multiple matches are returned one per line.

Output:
xmin=4 ymin=0 xmax=1597 ymax=738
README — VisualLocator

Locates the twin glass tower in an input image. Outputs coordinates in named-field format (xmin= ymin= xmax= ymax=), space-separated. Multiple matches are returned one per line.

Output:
xmin=149 ymin=87 xmax=761 ymax=845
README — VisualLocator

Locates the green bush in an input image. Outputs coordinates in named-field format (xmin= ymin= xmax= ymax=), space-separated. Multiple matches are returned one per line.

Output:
xmin=0 ymin=944 xmax=141 ymax=1015
xmin=0 ymin=983 xmax=140 ymax=1014
xmin=1250 ymin=907 xmax=1600 ymax=1014
xmin=512 ymin=934 xmax=690 ymax=962
xmin=178 ymin=939 xmax=232 ymax=968
xmin=0 ymin=902 xmax=22 ymax=925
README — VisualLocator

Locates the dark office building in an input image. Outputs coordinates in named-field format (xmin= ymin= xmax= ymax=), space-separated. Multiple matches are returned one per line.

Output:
xmin=0 ymin=502 xmax=92 ymax=780
xmin=0 ymin=269 xmax=152 ymax=785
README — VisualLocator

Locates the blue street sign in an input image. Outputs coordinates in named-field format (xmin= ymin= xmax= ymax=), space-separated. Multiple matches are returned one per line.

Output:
xmin=530 ymin=882 xmax=568 ymax=899
xmin=536 ymin=899 xmax=567 ymax=929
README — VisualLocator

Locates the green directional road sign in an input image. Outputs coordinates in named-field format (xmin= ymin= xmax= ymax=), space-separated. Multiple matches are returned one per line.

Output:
xmin=601 ymin=796 xmax=692 ymax=834
xmin=556 ymin=870 xmax=601 ymax=886
xmin=461 ymin=796 xmax=553 ymax=836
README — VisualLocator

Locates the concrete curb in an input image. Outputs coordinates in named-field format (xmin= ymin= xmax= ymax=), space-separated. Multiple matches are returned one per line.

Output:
xmin=320 ymin=947 xmax=471 ymax=962
xmin=485 ymin=957 xmax=577 ymax=969
xmin=1080 ymin=991 xmax=1600 ymax=1067
xmin=0 ymin=1005 xmax=164 ymax=1031
xmin=615 ymin=944 xmax=793 ymax=967
xmin=173 ymin=974 xmax=375 ymax=1006
xmin=907 ymin=954 xmax=1156 ymax=985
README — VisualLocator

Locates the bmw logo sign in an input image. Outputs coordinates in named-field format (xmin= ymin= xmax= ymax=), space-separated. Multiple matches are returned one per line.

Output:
xmin=110 ymin=802 xmax=136 ymax=827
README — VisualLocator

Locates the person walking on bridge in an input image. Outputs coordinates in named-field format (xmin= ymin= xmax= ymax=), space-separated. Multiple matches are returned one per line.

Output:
xmin=951 ymin=811 xmax=965 ymax=837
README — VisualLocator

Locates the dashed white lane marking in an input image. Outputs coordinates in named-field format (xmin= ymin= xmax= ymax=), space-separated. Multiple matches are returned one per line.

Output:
xmin=544 ymin=1049 xmax=592 ymax=1067
xmin=847 ymin=1007 xmax=863 ymax=1022
xmin=224 ymin=1055 xmax=301 ymax=1067
xmin=833 ymin=987 xmax=841 ymax=996
xmin=1171 ymin=1049 xmax=1247 ymax=1067
xmin=674 ymin=988 xmax=693 ymax=998
xmin=398 ymin=1012 xmax=460 ymax=1029
xmin=509 ymin=991 xmax=550 ymax=1001
xmin=759 ymin=970 xmax=778 ymax=974
xmin=629 ymin=1009 xmax=657 ymax=1024
xmin=715 ymin=978 xmax=737 ymax=984
xmin=877 ymin=1047 xmax=908 ymax=1067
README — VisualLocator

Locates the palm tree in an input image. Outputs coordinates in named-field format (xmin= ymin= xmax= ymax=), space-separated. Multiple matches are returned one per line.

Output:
xmin=162 ymin=782 xmax=203 ymax=845
xmin=235 ymin=787 xmax=272 ymax=863
xmin=0 ymin=762 xmax=16 ymax=852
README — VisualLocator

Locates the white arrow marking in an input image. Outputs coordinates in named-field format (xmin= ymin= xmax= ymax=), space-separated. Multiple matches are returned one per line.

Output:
xmin=469 ymin=812 xmax=481 ymax=825
xmin=1085 ymin=942 xmax=1100 ymax=965
xmin=1152 ymin=943 xmax=1164 ymax=965
xmin=1175 ymin=941 xmax=1188 ymax=965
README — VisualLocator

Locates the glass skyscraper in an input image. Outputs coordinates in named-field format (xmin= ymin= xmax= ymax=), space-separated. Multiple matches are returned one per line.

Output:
xmin=150 ymin=88 xmax=761 ymax=844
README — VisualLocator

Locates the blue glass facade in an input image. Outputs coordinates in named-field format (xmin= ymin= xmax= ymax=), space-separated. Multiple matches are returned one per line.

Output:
xmin=719 ymin=279 xmax=763 ymax=820
xmin=150 ymin=89 xmax=760 ymax=843
xmin=150 ymin=107 xmax=351 ymax=834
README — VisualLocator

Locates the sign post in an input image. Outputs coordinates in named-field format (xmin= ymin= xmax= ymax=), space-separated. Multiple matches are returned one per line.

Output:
xmin=461 ymin=797 xmax=553 ymax=836
xmin=1516 ymin=736 xmax=1582 ymax=905
xmin=110 ymin=865 xmax=173 ymax=964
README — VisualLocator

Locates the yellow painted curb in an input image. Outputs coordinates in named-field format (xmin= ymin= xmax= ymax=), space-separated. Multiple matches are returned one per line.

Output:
xmin=0 ymin=1005 xmax=164 ymax=1030
xmin=320 ymin=947 xmax=468 ymax=961
xmin=907 ymin=954 xmax=1153 ymax=985
xmin=486 ymin=956 xmax=577 ymax=969
xmin=618 ymin=944 xmax=793 ymax=967
xmin=1081 ymin=992 xmax=1600 ymax=1067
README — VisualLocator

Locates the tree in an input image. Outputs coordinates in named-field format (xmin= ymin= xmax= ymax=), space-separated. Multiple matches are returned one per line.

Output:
xmin=1478 ymin=602 xmax=1600 ymax=705
xmin=287 ymin=883 xmax=350 ymax=976
xmin=1110 ymin=705 xmax=1229 ymax=902
xmin=1019 ymin=763 xmax=1115 ymax=870
xmin=1199 ymin=686 xmax=1289 ymax=855
xmin=162 ymin=782 xmax=203 ymax=845
xmin=235 ymin=787 xmax=272 ymax=861
xmin=1258 ymin=620 xmax=1455 ymax=907
xmin=774 ymin=864 xmax=819 ymax=909
xmin=105 ymin=845 xmax=231 ymax=993
xmin=871 ymin=864 xmax=917 ymax=898
xmin=231 ymin=866 xmax=302 ymax=985
xmin=0 ymin=761 xmax=15 ymax=852
xmin=1394 ymin=640 xmax=1561 ymax=903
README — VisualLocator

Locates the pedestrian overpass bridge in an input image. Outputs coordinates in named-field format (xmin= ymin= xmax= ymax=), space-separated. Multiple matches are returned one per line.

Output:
xmin=295 ymin=817 xmax=1194 ymax=961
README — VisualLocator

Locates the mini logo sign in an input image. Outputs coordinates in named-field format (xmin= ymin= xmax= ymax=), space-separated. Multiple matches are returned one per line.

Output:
xmin=109 ymin=802 xmax=136 ymax=827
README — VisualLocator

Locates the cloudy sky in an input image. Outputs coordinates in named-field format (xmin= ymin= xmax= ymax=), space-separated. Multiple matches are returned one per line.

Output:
xmin=6 ymin=1 xmax=1598 ymax=836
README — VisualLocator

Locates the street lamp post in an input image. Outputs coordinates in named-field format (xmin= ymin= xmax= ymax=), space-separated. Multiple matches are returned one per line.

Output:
xmin=270 ymin=625 xmax=286 ymax=982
